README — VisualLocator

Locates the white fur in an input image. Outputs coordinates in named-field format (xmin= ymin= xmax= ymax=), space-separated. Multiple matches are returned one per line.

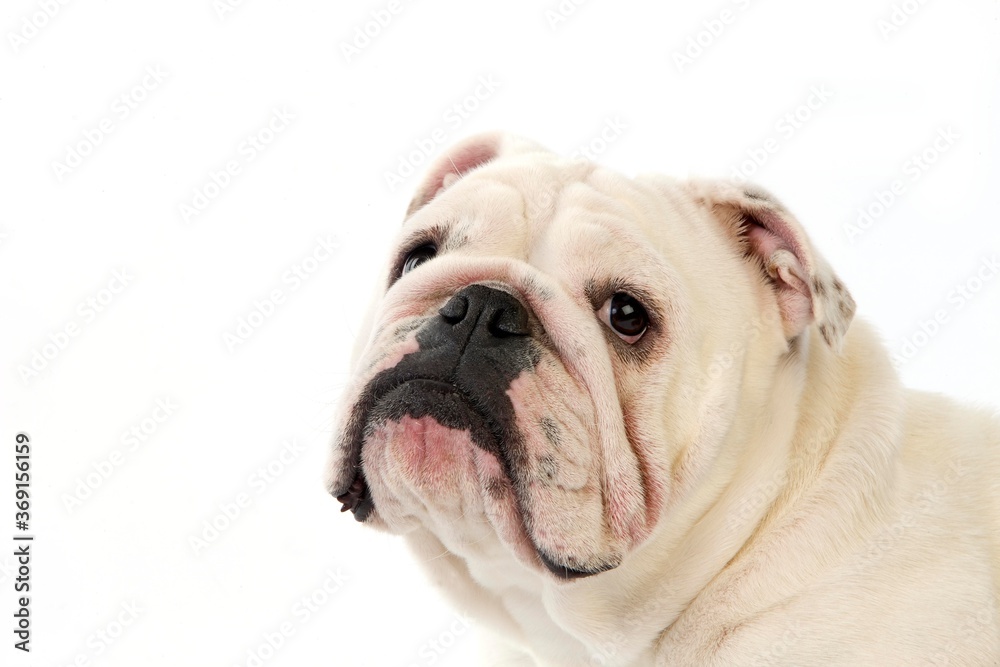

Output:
xmin=328 ymin=133 xmax=1000 ymax=666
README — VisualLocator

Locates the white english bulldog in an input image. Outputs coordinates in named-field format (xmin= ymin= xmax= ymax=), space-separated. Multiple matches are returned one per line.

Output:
xmin=327 ymin=133 xmax=1000 ymax=666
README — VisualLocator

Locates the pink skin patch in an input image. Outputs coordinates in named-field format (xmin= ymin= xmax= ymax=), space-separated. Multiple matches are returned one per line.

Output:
xmin=362 ymin=415 xmax=483 ymax=533
xmin=363 ymin=414 xmax=541 ymax=569
xmin=367 ymin=335 xmax=420 ymax=377
xmin=744 ymin=210 xmax=815 ymax=333
xmin=391 ymin=416 xmax=465 ymax=478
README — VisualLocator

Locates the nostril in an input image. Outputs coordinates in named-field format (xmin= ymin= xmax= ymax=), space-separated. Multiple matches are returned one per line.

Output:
xmin=438 ymin=284 xmax=531 ymax=339
xmin=439 ymin=294 xmax=468 ymax=324
xmin=488 ymin=306 xmax=529 ymax=337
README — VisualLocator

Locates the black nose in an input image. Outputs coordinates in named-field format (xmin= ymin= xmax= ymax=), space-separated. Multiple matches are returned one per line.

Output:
xmin=438 ymin=284 xmax=530 ymax=344
xmin=355 ymin=283 xmax=538 ymax=471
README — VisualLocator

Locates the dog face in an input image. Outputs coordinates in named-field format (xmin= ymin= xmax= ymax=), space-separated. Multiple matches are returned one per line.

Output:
xmin=327 ymin=132 xmax=854 ymax=582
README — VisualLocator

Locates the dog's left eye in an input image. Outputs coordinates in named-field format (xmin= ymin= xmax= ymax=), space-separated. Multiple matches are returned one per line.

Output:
xmin=402 ymin=244 xmax=437 ymax=275
xmin=601 ymin=292 xmax=649 ymax=343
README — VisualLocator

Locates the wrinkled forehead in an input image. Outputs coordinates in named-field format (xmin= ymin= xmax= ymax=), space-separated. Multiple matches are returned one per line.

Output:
xmin=397 ymin=156 xmax=685 ymax=287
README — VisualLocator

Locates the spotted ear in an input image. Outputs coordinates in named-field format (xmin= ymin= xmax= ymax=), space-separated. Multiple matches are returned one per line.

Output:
xmin=688 ymin=180 xmax=856 ymax=352
xmin=404 ymin=132 xmax=546 ymax=218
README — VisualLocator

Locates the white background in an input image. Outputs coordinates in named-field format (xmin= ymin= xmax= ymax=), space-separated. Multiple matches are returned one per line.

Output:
xmin=1 ymin=1 xmax=998 ymax=666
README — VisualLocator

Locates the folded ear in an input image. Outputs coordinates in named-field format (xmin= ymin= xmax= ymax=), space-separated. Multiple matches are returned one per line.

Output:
xmin=686 ymin=180 xmax=856 ymax=352
xmin=404 ymin=132 xmax=547 ymax=218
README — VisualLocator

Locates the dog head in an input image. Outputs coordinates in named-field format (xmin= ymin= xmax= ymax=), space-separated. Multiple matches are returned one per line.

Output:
xmin=327 ymin=132 xmax=855 ymax=581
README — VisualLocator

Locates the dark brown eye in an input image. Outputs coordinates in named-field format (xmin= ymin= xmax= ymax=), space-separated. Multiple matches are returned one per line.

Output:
xmin=402 ymin=244 xmax=437 ymax=274
xmin=602 ymin=292 xmax=648 ymax=343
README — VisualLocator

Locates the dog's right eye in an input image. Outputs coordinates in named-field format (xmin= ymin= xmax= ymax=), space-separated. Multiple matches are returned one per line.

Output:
xmin=402 ymin=244 xmax=437 ymax=275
